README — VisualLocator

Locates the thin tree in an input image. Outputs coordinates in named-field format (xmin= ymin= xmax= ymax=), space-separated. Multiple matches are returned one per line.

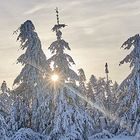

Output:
xmin=47 ymin=8 xmax=94 ymax=140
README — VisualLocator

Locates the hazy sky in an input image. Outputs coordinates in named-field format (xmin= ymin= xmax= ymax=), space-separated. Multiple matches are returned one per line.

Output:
xmin=0 ymin=0 xmax=140 ymax=88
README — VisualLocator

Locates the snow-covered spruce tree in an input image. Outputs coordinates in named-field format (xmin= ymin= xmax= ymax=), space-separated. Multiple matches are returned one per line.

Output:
xmin=112 ymin=81 xmax=119 ymax=93
xmin=105 ymin=80 xmax=119 ymax=134
xmin=78 ymin=68 xmax=86 ymax=93
xmin=13 ymin=20 xmax=48 ymax=101
xmin=77 ymin=68 xmax=87 ymax=107
xmin=8 ymin=96 xmax=30 ymax=134
xmin=109 ymin=81 xmax=118 ymax=115
xmin=87 ymin=76 xmax=108 ymax=131
xmin=103 ymin=64 xmax=118 ymax=133
xmin=85 ymin=75 xmax=101 ymax=132
xmin=47 ymin=8 xmax=94 ymax=140
xmin=0 ymin=89 xmax=12 ymax=117
xmin=31 ymin=92 xmax=54 ymax=136
xmin=93 ymin=77 xmax=107 ymax=110
xmin=93 ymin=75 xmax=116 ymax=118
xmin=86 ymin=75 xmax=99 ymax=114
xmin=87 ymin=75 xmax=97 ymax=101
xmin=99 ymin=74 xmax=118 ymax=134
xmin=10 ymin=20 xmax=49 ymax=132
xmin=117 ymin=34 xmax=140 ymax=135
xmin=87 ymin=75 xmax=107 ymax=108
xmin=1 ymin=81 xmax=9 ymax=93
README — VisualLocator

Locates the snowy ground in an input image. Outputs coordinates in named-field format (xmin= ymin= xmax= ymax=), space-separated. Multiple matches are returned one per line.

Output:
xmin=100 ymin=136 xmax=137 ymax=140
xmin=94 ymin=136 xmax=136 ymax=140
xmin=102 ymin=136 xmax=137 ymax=140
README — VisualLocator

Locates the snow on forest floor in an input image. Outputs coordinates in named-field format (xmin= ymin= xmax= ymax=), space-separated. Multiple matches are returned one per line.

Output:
xmin=93 ymin=136 xmax=136 ymax=140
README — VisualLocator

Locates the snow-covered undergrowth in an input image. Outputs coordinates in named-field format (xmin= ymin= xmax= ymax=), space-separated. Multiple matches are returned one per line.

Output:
xmin=9 ymin=128 xmax=47 ymax=140
xmin=0 ymin=114 xmax=8 ymax=140
xmin=90 ymin=130 xmax=114 ymax=139
xmin=91 ymin=136 xmax=136 ymax=140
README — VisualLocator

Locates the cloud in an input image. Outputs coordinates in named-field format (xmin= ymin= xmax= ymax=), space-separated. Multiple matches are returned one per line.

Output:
xmin=24 ymin=4 xmax=46 ymax=15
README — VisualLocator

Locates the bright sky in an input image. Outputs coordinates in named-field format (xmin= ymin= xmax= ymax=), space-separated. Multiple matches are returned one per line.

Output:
xmin=0 ymin=0 xmax=139 ymax=88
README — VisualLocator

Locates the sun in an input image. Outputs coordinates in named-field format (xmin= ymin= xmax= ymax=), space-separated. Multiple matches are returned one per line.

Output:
xmin=51 ymin=74 xmax=59 ymax=82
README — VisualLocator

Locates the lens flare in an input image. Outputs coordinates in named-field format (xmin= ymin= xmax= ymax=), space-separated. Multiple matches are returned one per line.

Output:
xmin=51 ymin=74 xmax=59 ymax=82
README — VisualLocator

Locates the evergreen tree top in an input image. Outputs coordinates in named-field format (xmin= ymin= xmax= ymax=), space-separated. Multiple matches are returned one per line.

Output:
xmin=14 ymin=20 xmax=48 ymax=86
xmin=19 ymin=20 xmax=35 ymax=33
xmin=52 ymin=7 xmax=67 ymax=32
xmin=48 ymin=8 xmax=78 ymax=81
xmin=78 ymin=68 xmax=86 ymax=81
xmin=120 ymin=34 xmax=140 ymax=68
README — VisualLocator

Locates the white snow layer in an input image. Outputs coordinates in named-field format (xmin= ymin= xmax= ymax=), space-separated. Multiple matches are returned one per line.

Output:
xmin=89 ymin=135 xmax=136 ymax=140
